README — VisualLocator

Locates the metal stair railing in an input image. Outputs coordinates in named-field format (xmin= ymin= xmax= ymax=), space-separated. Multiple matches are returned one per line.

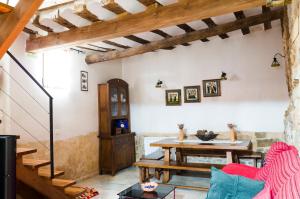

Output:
xmin=2 ymin=51 xmax=55 ymax=179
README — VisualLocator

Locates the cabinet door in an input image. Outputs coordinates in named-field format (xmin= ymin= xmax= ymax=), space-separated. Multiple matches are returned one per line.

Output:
xmin=110 ymin=86 xmax=119 ymax=117
xmin=119 ymin=87 xmax=128 ymax=117
xmin=114 ymin=135 xmax=135 ymax=170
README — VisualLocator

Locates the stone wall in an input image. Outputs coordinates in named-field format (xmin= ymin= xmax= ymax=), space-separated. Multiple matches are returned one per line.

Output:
xmin=18 ymin=132 xmax=99 ymax=181
xmin=283 ymin=1 xmax=300 ymax=148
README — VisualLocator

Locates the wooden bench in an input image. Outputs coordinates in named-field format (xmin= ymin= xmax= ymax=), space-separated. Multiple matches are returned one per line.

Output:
xmin=140 ymin=150 xmax=165 ymax=181
xmin=134 ymin=160 xmax=224 ymax=183
xmin=178 ymin=149 xmax=264 ymax=167
xmin=238 ymin=152 xmax=264 ymax=167
xmin=141 ymin=150 xmax=164 ymax=160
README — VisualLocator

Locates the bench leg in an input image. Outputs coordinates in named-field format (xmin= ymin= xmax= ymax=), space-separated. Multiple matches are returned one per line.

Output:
xmin=254 ymin=158 xmax=258 ymax=168
xmin=139 ymin=167 xmax=146 ymax=183
xmin=163 ymin=170 xmax=170 ymax=184
xmin=155 ymin=169 xmax=161 ymax=180
xmin=145 ymin=168 xmax=150 ymax=181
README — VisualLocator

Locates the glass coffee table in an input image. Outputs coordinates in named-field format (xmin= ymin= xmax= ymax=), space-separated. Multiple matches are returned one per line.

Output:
xmin=117 ymin=183 xmax=176 ymax=199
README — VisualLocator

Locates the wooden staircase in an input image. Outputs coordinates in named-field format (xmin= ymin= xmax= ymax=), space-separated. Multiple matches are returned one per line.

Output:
xmin=16 ymin=140 xmax=87 ymax=199
xmin=0 ymin=0 xmax=43 ymax=59
xmin=0 ymin=2 xmax=13 ymax=13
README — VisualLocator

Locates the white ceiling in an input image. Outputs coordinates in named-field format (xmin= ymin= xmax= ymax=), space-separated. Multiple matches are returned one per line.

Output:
xmin=23 ymin=0 xmax=280 ymax=53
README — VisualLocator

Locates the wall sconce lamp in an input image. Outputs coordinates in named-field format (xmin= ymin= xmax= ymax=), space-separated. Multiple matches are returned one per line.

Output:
xmin=155 ymin=80 xmax=163 ymax=88
xmin=266 ymin=0 xmax=292 ymax=7
xmin=271 ymin=53 xmax=285 ymax=67
xmin=220 ymin=72 xmax=227 ymax=80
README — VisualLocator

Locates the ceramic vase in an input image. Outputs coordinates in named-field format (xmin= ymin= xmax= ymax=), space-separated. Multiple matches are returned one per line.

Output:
xmin=178 ymin=124 xmax=185 ymax=142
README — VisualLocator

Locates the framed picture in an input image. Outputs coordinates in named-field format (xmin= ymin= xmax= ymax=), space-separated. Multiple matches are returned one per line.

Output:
xmin=81 ymin=71 xmax=88 ymax=91
xmin=166 ymin=89 xmax=181 ymax=106
xmin=184 ymin=86 xmax=201 ymax=103
xmin=203 ymin=79 xmax=221 ymax=97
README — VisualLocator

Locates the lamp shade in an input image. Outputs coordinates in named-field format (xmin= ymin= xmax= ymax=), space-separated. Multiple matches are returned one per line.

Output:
xmin=271 ymin=57 xmax=280 ymax=67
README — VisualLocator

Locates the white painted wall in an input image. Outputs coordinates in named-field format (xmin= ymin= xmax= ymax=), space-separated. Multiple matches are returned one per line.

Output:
xmin=0 ymin=25 xmax=289 ymax=143
xmin=0 ymin=33 xmax=122 ymax=142
xmin=122 ymin=26 xmax=289 ymax=134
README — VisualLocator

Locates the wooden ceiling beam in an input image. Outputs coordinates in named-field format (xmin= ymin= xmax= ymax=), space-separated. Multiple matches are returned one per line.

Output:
xmin=32 ymin=15 xmax=53 ymax=33
xmin=102 ymin=0 xmax=126 ymax=14
xmin=88 ymin=44 xmax=115 ymax=51
xmin=138 ymin=0 xmax=157 ymax=6
xmin=23 ymin=27 xmax=38 ymax=35
xmin=0 ymin=0 xmax=43 ymax=59
xmin=234 ymin=11 xmax=251 ymax=35
xmin=85 ymin=9 xmax=283 ymax=64
xmin=102 ymin=40 xmax=130 ymax=49
xmin=104 ymin=0 xmax=173 ymax=50
xmin=262 ymin=6 xmax=272 ymax=30
xmin=26 ymin=0 xmax=267 ymax=52
xmin=75 ymin=5 xmax=100 ymax=22
xmin=124 ymin=35 xmax=150 ymax=44
xmin=177 ymin=23 xmax=209 ymax=43
xmin=202 ymin=18 xmax=229 ymax=39
xmin=54 ymin=14 xmax=77 ymax=29
xmin=138 ymin=0 xmax=201 ymax=45
xmin=76 ymin=46 xmax=107 ymax=52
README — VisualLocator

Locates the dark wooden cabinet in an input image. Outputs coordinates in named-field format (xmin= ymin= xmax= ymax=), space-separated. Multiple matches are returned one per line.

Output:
xmin=98 ymin=79 xmax=135 ymax=175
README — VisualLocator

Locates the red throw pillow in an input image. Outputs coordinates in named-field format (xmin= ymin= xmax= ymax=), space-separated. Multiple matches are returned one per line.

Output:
xmin=222 ymin=163 xmax=260 ymax=180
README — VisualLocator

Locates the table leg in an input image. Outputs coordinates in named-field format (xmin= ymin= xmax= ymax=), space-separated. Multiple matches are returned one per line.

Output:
xmin=163 ymin=170 xmax=170 ymax=183
xmin=163 ymin=148 xmax=171 ymax=183
xmin=139 ymin=167 xmax=146 ymax=183
xmin=226 ymin=151 xmax=233 ymax=164
xmin=174 ymin=189 xmax=176 ymax=199
xmin=176 ymin=149 xmax=181 ymax=164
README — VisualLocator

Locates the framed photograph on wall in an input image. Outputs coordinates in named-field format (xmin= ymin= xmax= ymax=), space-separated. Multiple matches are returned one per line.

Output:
xmin=166 ymin=89 xmax=181 ymax=106
xmin=203 ymin=79 xmax=221 ymax=97
xmin=184 ymin=86 xmax=201 ymax=103
xmin=81 ymin=71 xmax=88 ymax=91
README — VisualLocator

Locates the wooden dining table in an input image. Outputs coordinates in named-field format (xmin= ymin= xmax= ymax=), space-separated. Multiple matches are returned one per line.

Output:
xmin=150 ymin=138 xmax=252 ymax=183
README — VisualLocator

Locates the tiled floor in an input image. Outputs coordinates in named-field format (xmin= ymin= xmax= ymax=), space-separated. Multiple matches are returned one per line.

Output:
xmin=78 ymin=167 xmax=208 ymax=199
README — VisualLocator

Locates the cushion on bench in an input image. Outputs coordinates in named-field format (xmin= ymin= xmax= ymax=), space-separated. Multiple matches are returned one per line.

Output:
xmin=207 ymin=167 xmax=265 ymax=199
xmin=222 ymin=163 xmax=259 ymax=180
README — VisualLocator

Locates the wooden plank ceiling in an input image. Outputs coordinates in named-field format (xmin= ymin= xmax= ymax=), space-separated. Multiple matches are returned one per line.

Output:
xmin=23 ymin=0 xmax=283 ymax=64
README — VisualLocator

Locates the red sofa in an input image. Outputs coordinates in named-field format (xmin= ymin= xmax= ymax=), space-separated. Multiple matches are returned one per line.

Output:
xmin=222 ymin=142 xmax=300 ymax=199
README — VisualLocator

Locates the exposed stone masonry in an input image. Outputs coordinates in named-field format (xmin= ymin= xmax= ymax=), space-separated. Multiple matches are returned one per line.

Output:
xmin=283 ymin=1 xmax=300 ymax=148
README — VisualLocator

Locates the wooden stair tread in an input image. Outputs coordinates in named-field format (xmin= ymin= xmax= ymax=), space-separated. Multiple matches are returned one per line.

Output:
xmin=0 ymin=2 xmax=13 ymax=13
xmin=52 ymin=179 xmax=76 ymax=188
xmin=38 ymin=168 xmax=65 ymax=178
xmin=65 ymin=186 xmax=86 ymax=196
xmin=17 ymin=148 xmax=37 ymax=157
xmin=134 ymin=160 xmax=224 ymax=172
xmin=22 ymin=159 xmax=50 ymax=169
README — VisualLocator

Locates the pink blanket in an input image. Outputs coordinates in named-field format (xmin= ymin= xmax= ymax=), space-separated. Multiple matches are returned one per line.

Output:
xmin=254 ymin=142 xmax=300 ymax=199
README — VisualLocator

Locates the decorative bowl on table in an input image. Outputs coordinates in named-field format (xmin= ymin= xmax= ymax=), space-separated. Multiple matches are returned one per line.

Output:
xmin=196 ymin=130 xmax=218 ymax=141
xmin=141 ymin=182 xmax=158 ymax=192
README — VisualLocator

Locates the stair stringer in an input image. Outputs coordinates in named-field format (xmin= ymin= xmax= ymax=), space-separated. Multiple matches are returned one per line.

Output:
xmin=16 ymin=159 xmax=72 ymax=199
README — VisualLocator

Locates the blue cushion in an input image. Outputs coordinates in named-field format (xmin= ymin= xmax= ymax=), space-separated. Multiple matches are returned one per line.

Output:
xmin=206 ymin=167 xmax=265 ymax=199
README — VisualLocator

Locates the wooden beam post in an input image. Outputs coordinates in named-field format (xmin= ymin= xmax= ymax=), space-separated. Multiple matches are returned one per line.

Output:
xmin=85 ymin=9 xmax=283 ymax=64
xmin=0 ymin=0 xmax=44 ymax=59
xmin=26 ymin=0 xmax=267 ymax=52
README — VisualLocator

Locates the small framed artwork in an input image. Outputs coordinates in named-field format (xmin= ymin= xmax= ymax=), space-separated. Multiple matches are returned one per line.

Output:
xmin=81 ymin=71 xmax=88 ymax=91
xmin=203 ymin=79 xmax=221 ymax=97
xmin=184 ymin=86 xmax=201 ymax=103
xmin=166 ymin=89 xmax=181 ymax=106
